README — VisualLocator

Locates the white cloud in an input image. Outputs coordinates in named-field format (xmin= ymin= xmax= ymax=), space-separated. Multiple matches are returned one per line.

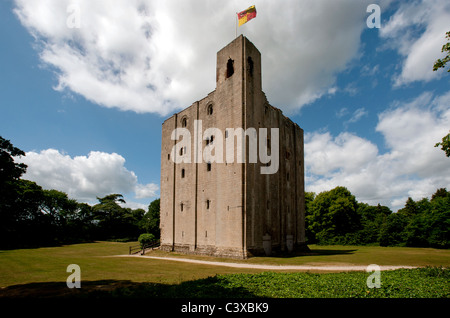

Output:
xmin=380 ymin=0 xmax=450 ymax=86
xmin=13 ymin=0 xmax=384 ymax=115
xmin=135 ymin=183 xmax=159 ymax=199
xmin=16 ymin=149 xmax=159 ymax=203
xmin=305 ymin=131 xmax=378 ymax=176
xmin=346 ymin=107 xmax=368 ymax=125
xmin=305 ymin=91 xmax=450 ymax=210
xmin=119 ymin=201 xmax=148 ymax=211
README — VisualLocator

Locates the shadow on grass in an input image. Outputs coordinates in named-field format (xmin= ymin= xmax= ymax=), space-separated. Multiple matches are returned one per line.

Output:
xmin=0 ymin=277 xmax=257 ymax=298
xmin=307 ymin=249 xmax=357 ymax=256
xmin=253 ymin=248 xmax=357 ymax=259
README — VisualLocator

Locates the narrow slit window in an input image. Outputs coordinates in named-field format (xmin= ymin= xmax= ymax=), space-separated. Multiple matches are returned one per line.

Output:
xmin=286 ymin=151 xmax=291 ymax=160
xmin=206 ymin=200 xmax=210 ymax=209
xmin=180 ymin=203 xmax=184 ymax=212
xmin=207 ymin=162 xmax=211 ymax=171
xmin=181 ymin=168 xmax=185 ymax=178
xmin=247 ymin=56 xmax=253 ymax=77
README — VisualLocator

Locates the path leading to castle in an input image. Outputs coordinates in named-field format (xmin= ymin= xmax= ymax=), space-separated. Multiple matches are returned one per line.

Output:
xmin=115 ymin=254 xmax=416 ymax=271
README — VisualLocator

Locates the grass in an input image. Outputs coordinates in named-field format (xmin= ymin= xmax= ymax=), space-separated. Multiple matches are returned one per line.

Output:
xmin=147 ymin=244 xmax=450 ymax=267
xmin=0 ymin=242 xmax=449 ymax=298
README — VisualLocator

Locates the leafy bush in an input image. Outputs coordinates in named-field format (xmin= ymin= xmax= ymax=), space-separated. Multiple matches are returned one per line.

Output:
xmin=85 ymin=268 xmax=450 ymax=298
xmin=138 ymin=233 xmax=155 ymax=248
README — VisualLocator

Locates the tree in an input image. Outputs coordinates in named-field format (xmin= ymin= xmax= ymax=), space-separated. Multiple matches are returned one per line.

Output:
xmin=0 ymin=136 xmax=27 ymax=183
xmin=307 ymin=186 xmax=360 ymax=244
xmin=92 ymin=194 xmax=143 ymax=240
xmin=93 ymin=194 xmax=128 ymax=239
xmin=357 ymin=203 xmax=391 ymax=244
xmin=379 ymin=212 xmax=409 ymax=246
xmin=142 ymin=198 xmax=160 ymax=238
xmin=433 ymin=31 xmax=450 ymax=73
xmin=304 ymin=192 xmax=316 ymax=242
xmin=5 ymin=179 xmax=47 ymax=247
xmin=138 ymin=233 xmax=155 ymax=249
xmin=431 ymin=188 xmax=448 ymax=200
xmin=0 ymin=137 xmax=30 ymax=248
xmin=0 ymin=136 xmax=27 ymax=213
xmin=398 ymin=197 xmax=419 ymax=218
xmin=434 ymin=132 xmax=450 ymax=157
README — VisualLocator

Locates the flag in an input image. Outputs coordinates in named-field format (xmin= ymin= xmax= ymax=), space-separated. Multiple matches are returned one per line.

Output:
xmin=237 ymin=5 xmax=257 ymax=26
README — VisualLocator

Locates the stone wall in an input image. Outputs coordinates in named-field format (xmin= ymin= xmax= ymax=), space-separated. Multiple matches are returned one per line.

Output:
xmin=160 ymin=35 xmax=306 ymax=259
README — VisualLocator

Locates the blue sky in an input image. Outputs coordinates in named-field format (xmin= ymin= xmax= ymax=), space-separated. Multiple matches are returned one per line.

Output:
xmin=1 ymin=0 xmax=449 ymax=210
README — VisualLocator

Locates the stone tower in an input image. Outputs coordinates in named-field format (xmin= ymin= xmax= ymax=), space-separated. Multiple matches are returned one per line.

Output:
xmin=160 ymin=35 xmax=306 ymax=258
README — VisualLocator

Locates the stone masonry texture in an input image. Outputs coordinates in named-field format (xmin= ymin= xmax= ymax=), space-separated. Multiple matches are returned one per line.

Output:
xmin=160 ymin=36 xmax=306 ymax=258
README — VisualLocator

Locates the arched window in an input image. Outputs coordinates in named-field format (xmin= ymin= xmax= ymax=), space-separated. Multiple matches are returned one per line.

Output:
xmin=207 ymin=104 xmax=213 ymax=115
xmin=181 ymin=117 xmax=187 ymax=127
xmin=226 ymin=58 xmax=234 ymax=78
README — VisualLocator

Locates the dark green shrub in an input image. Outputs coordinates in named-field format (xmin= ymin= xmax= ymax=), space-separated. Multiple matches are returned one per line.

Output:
xmin=138 ymin=233 xmax=155 ymax=248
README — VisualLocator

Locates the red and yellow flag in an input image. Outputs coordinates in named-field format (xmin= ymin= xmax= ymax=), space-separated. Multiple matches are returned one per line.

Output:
xmin=237 ymin=5 xmax=257 ymax=26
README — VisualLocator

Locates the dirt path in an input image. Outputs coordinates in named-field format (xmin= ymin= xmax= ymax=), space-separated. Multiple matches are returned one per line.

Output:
xmin=115 ymin=254 xmax=417 ymax=271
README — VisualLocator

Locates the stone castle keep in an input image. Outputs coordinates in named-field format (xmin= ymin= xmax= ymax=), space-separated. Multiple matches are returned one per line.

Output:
xmin=160 ymin=36 xmax=306 ymax=258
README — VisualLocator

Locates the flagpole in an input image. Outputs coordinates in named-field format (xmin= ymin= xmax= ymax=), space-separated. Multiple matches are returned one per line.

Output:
xmin=235 ymin=12 xmax=238 ymax=38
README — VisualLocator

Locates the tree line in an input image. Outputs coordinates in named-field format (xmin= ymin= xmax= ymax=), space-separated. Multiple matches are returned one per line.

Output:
xmin=1 ymin=135 xmax=449 ymax=250
xmin=0 ymin=136 xmax=160 ymax=249
xmin=305 ymin=186 xmax=450 ymax=248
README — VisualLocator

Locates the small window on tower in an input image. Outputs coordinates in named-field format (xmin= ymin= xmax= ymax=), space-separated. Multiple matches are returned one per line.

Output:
xmin=206 ymin=200 xmax=210 ymax=209
xmin=247 ymin=56 xmax=253 ymax=77
xmin=207 ymin=104 xmax=213 ymax=115
xmin=285 ymin=150 xmax=291 ymax=160
xmin=181 ymin=117 xmax=187 ymax=127
xmin=226 ymin=58 xmax=234 ymax=78
xmin=207 ymin=162 xmax=212 ymax=171
xmin=181 ymin=168 xmax=185 ymax=178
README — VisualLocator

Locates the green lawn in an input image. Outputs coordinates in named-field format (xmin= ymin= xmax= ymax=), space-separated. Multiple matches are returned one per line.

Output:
xmin=0 ymin=242 xmax=448 ymax=298
xmin=148 ymin=244 xmax=450 ymax=267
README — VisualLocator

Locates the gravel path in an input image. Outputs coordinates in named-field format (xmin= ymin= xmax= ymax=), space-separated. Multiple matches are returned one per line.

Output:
xmin=116 ymin=254 xmax=417 ymax=271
